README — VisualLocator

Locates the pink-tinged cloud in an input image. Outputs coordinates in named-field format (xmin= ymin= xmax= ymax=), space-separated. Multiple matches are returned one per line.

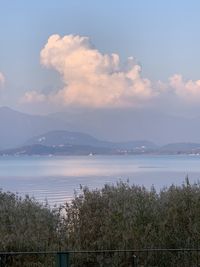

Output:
xmin=23 ymin=34 xmax=200 ymax=108
xmin=24 ymin=34 xmax=155 ymax=108
xmin=169 ymin=74 xmax=200 ymax=103
xmin=0 ymin=72 xmax=5 ymax=87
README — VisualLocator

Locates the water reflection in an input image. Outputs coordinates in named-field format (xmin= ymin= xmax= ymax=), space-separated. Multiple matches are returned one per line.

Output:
xmin=0 ymin=155 xmax=199 ymax=206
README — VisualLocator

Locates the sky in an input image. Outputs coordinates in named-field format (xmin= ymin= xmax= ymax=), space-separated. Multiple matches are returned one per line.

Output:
xmin=1 ymin=0 xmax=200 ymax=116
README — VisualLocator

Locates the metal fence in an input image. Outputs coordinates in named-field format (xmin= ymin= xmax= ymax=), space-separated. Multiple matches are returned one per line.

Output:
xmin=0 ymin=249 xmax=200 ymax=266
xmin=0 ymin=252 xmax=56 ymax=267
xmin=67 ymin=249 xmax=200 ymax=267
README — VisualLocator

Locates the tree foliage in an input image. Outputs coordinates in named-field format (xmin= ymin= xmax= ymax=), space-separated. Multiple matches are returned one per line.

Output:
xmin=1 ymin=179 xmax=200 ymax=265
xmin=60 ymin=180 xmax=200 ymax=251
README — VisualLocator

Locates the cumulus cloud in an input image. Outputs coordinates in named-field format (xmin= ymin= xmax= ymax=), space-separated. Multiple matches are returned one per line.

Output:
xmin=22 ymin=34 xmax=200 ymax=108
xmin=24 ymin=34 xmax=156 ymax=108
xmin=169 ymin=74 xmax=200 ymax=103
xmin=0 ymin=72 xmax=5 ymax=87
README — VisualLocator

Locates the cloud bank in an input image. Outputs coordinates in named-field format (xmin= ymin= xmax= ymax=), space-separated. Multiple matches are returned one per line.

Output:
xmin=22 ymin=34 xmax=200 ymax=108
xmin=23 ymin=34 xmax=156 ymax=107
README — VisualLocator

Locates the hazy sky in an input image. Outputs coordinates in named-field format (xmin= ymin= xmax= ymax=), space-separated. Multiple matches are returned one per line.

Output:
xmin=1 ymin=0 xmax=200 ymax=116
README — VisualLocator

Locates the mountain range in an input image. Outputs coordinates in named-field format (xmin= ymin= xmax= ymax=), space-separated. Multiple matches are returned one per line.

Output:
xmin=1 ymin=106 xmax=200 ymax=155
xmin=48 ymin=108 xmax=200 ymax=144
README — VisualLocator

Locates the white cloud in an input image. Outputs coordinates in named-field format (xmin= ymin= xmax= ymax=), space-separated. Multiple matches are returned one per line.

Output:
xmin=169 ymin=74 xmax=200 ymax=103
xmin=0 ymin=72 xmax=5 ymax=87
xmin=22 ymin=34 xmax=200 ymax=109
xmin=24 ymin=34 xmax=156 ymax=108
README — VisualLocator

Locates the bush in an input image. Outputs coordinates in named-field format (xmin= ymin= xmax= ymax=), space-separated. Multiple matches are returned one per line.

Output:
xmin=61 ymin=179 xmax=200 ymax=250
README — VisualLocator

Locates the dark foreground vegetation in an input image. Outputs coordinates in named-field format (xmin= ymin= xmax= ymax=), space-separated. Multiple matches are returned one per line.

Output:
xmin=1 ymin=179 xmax=200 ymax=266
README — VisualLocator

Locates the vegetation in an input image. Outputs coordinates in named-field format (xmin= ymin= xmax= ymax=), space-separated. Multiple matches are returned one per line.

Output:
xmin=0 ymin=191 xmax=59 ymax=252
xmin=61 ymin=179 xmax=200 ymax=250
xmin=1 ymin=179 xmax=200 ymax=265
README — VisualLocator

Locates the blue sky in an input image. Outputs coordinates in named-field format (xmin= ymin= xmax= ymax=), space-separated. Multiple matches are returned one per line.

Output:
xmin=1 ymin=0 xmax=200 ymax=114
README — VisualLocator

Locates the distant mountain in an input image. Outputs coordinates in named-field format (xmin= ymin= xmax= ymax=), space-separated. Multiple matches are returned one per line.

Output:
xmin=3 ymin=106 xmax=200 ymax=151
xmin=159 ymin=143 xmax=200 ymax=154
xmin=3 ymin=138 xmax=200 ymax=156
xmin=0 ymin=144 xmax=114 ymax=156
xmin=111 ymin=140 xmax=157 ymax=150
xmin=0 ymin=107 xmax=70 ymax=149
xmin=25 ymin=130 xmax=157 ymax=151
xmin=25 ymin=130 xmax=106 ymax=147
xmin=0 ymin=106 xmax=158 ymax=150
xmin=0 ymin=140 xmax=157 ymax=156
xmin=48 ymin=109 xmax=200 ymax=144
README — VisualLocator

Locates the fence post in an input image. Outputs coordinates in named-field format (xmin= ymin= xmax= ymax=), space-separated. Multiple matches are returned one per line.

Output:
xmin=132 ymin=254 xmax=137 ymax=267
xmin=56 ymin=252 xmax=70 ymax=267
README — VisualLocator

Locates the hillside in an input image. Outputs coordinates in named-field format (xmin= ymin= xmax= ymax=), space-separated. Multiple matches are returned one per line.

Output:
xmin=25 ymin=130 xmax=157 ymax=150
xmin=0 ymin=107 xmax=69 ymax=149
xmin=0 ymin=144 xmax=114 ymax=156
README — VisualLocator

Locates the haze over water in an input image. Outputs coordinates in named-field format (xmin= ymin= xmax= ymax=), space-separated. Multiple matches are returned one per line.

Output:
xmin=0 ymin=155 xmax=200 ymax=206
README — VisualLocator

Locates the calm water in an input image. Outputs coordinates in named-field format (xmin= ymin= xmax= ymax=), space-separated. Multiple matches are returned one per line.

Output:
xmin=0 ymin=155 xmax=200 ymax=206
